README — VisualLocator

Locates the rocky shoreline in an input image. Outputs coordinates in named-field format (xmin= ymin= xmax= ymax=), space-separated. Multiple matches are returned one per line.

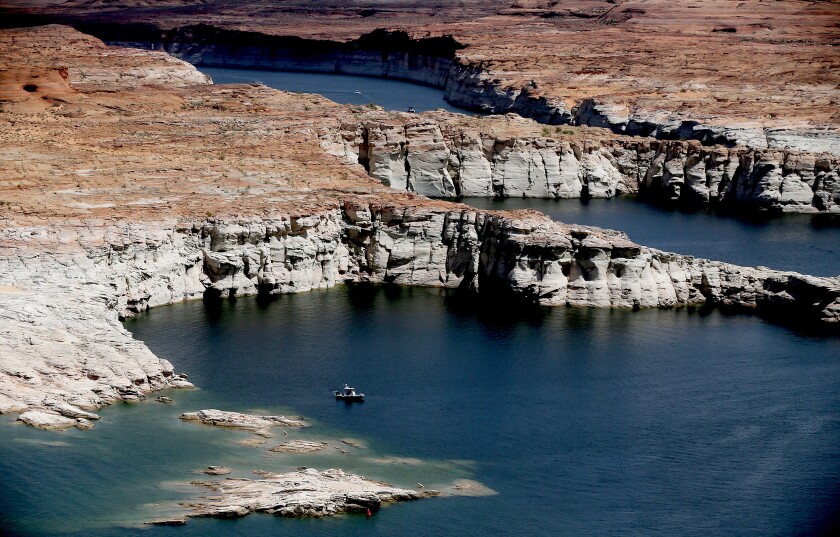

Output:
xmin=3 ymin=204 xmax=839 ymax=429
xmin=323 ymin=114 xmax=840 ymax=213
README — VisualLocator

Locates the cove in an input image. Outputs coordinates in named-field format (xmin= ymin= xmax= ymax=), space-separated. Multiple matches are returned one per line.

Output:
xmin=201 ymin=66 xmax=473 ymax=114
xmin=1 ymin=286 xmax=839 ymax=536
xmin=464 ymin=197 xmax=840 ymax=277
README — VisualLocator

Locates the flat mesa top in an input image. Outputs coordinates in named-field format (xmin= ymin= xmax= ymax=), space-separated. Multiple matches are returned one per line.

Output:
xmin=4 ymin=0 xmax=838 ymax=137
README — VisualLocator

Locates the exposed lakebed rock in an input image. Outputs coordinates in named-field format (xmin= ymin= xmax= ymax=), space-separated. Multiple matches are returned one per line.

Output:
xmin=185 ymin=468 xmax=438 ymax=519
xmin=268 ymin=441 xmax=331 ymax=454
xmin=180 ymin=409 xmax=306 ymax=434
xmin=201 ymin=466 xmax=232 ymax=476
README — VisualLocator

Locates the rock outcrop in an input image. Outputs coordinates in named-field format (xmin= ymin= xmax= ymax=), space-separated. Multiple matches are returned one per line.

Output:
xmin=180 ymin=409 xmax=306 ymax=432
xmin=268 ymin=441 xmax=331 ymax=454
xmin=324 ymin=116 xmax=840 ymax=213
xmin=186 ymin=468 xmax=438 ymax=519
xmin=202 ymin=466 xmax=233 ymax=475
xmin=17 ymin=409 xmax=94 ymax=431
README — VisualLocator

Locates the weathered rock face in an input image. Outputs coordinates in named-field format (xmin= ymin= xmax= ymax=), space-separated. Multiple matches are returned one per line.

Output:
xmin=99 ymin=25 xmax=457 ymax=89
xmin=339 ymin=202 xmax=840 ymax=320
xmin=444 ymin=65 xmax=573 ymax=125
xmin=187 ymin=468 xmax=437 ymax=519
xmin=94 ymin=25 xmax=575 ymax=126
xmin=324 ymin=119 xmax=840 ymax=213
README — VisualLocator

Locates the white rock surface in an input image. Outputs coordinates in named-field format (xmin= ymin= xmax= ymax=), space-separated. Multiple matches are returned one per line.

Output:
xmin=180 ymin=409 xmax=306 ymax=431
xmin=323 ymin=120 xmax=840 ymax=213
xmin=268 ymin=440 xmax=330 ymax=453
xmin=17 ymin=410 xmax=92 ymax=430
xmin=187 ymin=468 xmax=437 ymax=519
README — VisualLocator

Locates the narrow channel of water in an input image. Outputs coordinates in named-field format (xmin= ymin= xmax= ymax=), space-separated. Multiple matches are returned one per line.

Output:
xmin=1 ymin=286 xmax=838 ymax=536
xmin=464 ymin=196 xmax=840 ymax=277
xmin=200 ymin=66 xmax=473 ymax=114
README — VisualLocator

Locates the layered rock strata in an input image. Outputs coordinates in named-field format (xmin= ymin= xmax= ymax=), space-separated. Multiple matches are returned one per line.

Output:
xmin=323 ymin=117 xmax=840 ymax=213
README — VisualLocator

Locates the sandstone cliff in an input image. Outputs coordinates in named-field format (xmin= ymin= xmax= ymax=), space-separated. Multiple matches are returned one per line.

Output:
xmin=322 ymin=116 xmax=840 ymax=213
xmin=29 ymin=6 xmax=834 ymax=157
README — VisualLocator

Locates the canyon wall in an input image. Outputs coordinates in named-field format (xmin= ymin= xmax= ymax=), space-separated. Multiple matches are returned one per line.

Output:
xmin=85 ymin=23 xmax=839 ymax=156
xmin=97 ymin=25 xmax=456 ymax=90
xmin=97 ymin=25 xmax=570 ymax=122
xmin=3 ymin=206 xmax=838 ymax=428
xmin=322 ymin=119 xmax=840 ymax=214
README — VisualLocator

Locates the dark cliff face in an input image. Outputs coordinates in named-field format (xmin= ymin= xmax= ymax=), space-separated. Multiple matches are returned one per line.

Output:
xmin=77 ymin=22 xmax=465 ymax=59
xmin=78 ymin=23 xmax=460 ymax=89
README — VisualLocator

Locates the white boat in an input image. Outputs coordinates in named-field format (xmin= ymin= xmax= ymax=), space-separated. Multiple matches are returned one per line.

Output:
xmin=334 ymin=384 xmax=365 ymax=402
xmin=354 ymin=90 xmax=362 ymax=94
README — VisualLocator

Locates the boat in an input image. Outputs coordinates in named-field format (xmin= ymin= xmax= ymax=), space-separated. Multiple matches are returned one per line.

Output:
xmin=334 ymin=383 xmax=365 ymax=402
xmin=354 ymin=90 xmax=362 ymax=94
xmin=407 ymin=107 xmax=416 ymax=113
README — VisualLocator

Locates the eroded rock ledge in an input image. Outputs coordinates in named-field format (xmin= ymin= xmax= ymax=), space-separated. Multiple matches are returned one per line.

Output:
xmin=322 ymin=116 xmax=840 ymax=214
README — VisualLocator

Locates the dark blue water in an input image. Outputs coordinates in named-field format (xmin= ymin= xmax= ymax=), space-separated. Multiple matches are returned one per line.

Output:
xmin=200 ymin=67 xmax=472 ymax=114
xmin=465 ymin=197 xmax=840 ymax=277
xmin=2 ymin=287 xmax=839 ymax=536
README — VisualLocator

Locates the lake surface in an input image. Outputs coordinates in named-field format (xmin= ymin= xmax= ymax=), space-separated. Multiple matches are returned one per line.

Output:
xmin=465 ymin=197 xmax=840 ymax=277
xmin=200 ymin=66 xmax=473 ymax=114
xmin=2 ymin=286 xmax=839 ymax=536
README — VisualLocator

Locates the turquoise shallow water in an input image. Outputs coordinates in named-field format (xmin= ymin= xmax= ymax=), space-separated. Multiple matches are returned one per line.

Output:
xmin=2 ymin=286 xmax=839 ymax=536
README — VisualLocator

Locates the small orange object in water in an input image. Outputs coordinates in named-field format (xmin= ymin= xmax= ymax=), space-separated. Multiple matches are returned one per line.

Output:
xmin=366 ymin=507 xmax=372 ymax=518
